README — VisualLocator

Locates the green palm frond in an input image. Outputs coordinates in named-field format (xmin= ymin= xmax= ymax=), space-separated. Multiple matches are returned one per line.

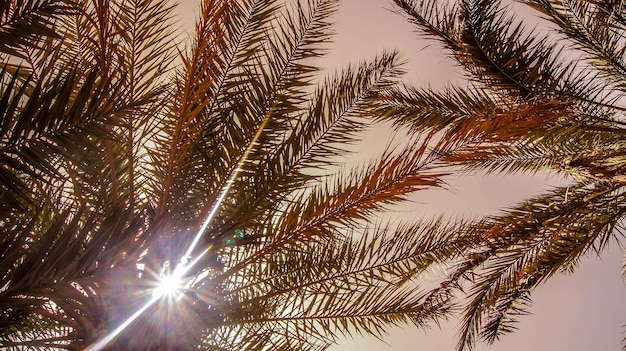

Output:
xmin=226 ymin=220 xmax=466 ymax=302
xmin=281 ymin=51 xmax=403 ymax=169
xmin=391 ymin=0 xmax=626 ymax=178
xmin=458 ymin=0 xmax=578 ymax=97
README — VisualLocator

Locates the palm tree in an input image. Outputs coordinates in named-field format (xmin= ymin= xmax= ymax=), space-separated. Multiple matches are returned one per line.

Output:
xmin=0 ymin=0 xmax=473 ymax=349
xmin=381 ymin=0 xmax=626 ymax=350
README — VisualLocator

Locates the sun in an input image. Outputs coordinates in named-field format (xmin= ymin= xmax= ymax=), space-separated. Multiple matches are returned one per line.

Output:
xmin=153 ymin=268 xmax=185 ymax=299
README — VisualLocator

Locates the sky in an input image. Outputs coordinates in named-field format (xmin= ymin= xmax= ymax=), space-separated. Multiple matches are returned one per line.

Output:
xmin=177 ymin=1 xmax=626 ymax=350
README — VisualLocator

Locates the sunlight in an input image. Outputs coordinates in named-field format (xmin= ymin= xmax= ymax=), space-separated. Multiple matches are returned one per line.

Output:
xmin=85 ymin=296 xmax=158 ymax=351
xmin=84 ymin=249 xmax=212 ymax=351
xmin=182 ymin=109 xmax=273 ymax=262
xmin=152 ymin=270 xmax=184 ymax=299
xmin=86 ymin=109 xmax=273 ymax=351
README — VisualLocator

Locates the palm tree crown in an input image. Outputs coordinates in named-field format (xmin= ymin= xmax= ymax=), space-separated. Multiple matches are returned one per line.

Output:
xmin=0 ymin=0 xmax=473 ymax=350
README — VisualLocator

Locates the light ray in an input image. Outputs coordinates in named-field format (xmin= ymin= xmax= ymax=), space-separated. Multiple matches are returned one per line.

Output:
xmin=85 ymin=296 xmax=158 ymax=351
xmin=85 ymin=108 xmax=275 ymax=350
xmin=153 ymin=266 xmax=185 ymax=299
xmin=182 ymin=108 xmax=274 ymax=263
xmin=85 ymin=246 xmax=212 ymax=351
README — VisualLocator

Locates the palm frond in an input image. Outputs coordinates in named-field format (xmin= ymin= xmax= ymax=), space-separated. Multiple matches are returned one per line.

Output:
xmin=115 ymin=0 xmax=178 ymax=101
xmin=372 ymin=83 xmax=500 ymax=134
xmin=0 ymin=62 xmax=137 ymax=217
xmin=392 ymin=0 xmax=464 ymax=51
xmin=525 ymin=0 xmax=626 ymax=92
xmin=198 ymin=220 xmax=471 ymax=350
xmin=0 ymin=0 xmax=74 ymax=59
xmin=394 ymin=0 xmax=607 ymax=102
xmin=443 ymin=119 xmax=626 ymax=177
xmin=269 ymin=138 xmax=446 ymax=242
xmin=152 ymin=0 xmax=281 ymax=218
xmin=452 ymin=183 xmax=626 ymax=350
xmin=214 ymin=52 xmax=405 ymax=240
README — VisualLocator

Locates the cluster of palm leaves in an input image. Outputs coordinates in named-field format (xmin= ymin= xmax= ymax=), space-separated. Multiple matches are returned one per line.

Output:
xmin=383 ymin=0 xmax=626 ymax=349
xmin=2 ymin=0 xmax=624 ymax=350
xmin=0 ymin=0 xmax=480 ymax=350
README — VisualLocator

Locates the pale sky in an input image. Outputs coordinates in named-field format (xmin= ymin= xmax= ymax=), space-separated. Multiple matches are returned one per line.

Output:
xmin=177 ymin=1 xmax=626 ymax=350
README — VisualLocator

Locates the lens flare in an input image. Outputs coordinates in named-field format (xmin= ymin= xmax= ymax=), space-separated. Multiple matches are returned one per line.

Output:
xmin=87 ymin=110 xmax=274 ymax=350
xmin=153 ymin=270 xmax=184 ymax=299
xmin=85 ymin=297 xmax=158 ymax=351
xmin=182 ymin=109 xmax=273 ymax=262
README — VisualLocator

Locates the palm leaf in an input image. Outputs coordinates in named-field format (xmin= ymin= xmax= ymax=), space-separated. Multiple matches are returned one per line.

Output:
xmin=0 ymin=0 xmax=74 ymax=59
xmin=455 ymin=183 xmax=625 ymax=350
xmin=193 ymin=220 xmax=471 ymax=350
xmin=391 ymin=1 xmax=626 ymax=350
xmin=394 ymin=0 xmax=608 ymax=103
xmin=525 ymin=0 xmax=626 ymax=92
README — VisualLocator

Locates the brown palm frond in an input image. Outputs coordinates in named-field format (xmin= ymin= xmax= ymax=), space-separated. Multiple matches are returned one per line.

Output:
xmin=0 ymin=0 xmax=75 ymax=59
xmin=196 ymin=219 xmax=472 ymax=350
xmin=391 ymin=0 xmax=626 ymax=350
xmin=1 ymin=0 xmax=482 ymax=349
xmin=259 ymin=138 xmax=444 ymax=246
xmin=454 ymin=183 xmax=625 ymax=350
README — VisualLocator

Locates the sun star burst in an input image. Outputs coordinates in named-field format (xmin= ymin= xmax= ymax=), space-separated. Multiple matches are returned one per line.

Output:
xmin=153 ymin=267 xmax=186 ymax=299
